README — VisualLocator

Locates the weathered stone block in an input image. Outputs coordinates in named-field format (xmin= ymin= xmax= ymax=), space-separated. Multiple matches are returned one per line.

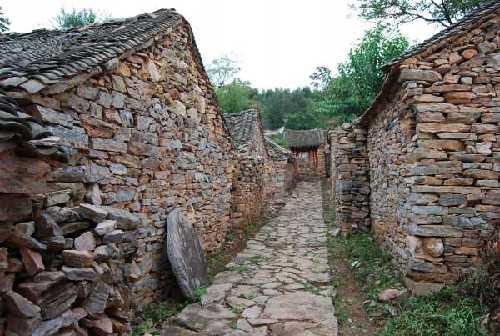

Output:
xmin=399 ymin=69 xmax=442 ymax=82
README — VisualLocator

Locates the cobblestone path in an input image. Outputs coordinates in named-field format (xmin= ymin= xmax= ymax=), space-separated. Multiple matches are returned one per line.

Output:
xmin=163 ymin=181 xmax=337 ymax=336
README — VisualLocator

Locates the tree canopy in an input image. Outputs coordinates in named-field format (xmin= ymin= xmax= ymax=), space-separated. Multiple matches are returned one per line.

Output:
xmin=215 ymin=80 xmax=258 ymax=115
xmin=354 ymin=0 xmax=489 ymax=27
xmin=0 ymin=6 xmax=10 ymax=32
xmin=312 ymin=25 xmax=409 ymax=124
xmin=206 ymin=56 xmax=241 ymax=87
xmin=53 ymin=8 xmax=98 ymax=30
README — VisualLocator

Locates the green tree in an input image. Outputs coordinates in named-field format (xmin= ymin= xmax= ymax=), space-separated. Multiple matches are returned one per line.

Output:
xmin=0 ymin=6 xmax=10 ymax=32
xmin=54 ymin=8 xmax=98 ymax=30
xmin=258 ymin=88 xmax=318 ymax=130
xmin=215 ymin=79 xmax=258 ymax=114
xmin=206 ymin=56 xmax=241 ymax=87
xmin=354 ymin=0 xmax=489 ymax=27
xmin=310 ymin=66 xmax=332 ymax=90
xmin=313 ymin=25 xmax=409 ymax=124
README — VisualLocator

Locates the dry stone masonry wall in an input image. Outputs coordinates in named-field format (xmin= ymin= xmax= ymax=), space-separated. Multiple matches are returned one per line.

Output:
xmin=330 ymin=2 xmax=500 ymax=294
xmin=328 ymin=124 xmax=370 ymax=233
xmin=0 ymin=10 xmax=273 ymax=336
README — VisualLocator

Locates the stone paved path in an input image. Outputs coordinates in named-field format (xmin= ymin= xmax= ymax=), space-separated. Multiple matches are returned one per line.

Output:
xmin=163 ymin=181 xmax=337 ymax=336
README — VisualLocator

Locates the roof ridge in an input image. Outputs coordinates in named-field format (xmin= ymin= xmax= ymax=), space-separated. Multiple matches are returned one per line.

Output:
xmin=0 ymin=8 xmax=183 ymax=94
xmin=387 ymin=0 xmax=500 ymax=67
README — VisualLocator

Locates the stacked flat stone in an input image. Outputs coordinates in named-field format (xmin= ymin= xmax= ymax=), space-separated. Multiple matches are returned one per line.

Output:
xmin=224 ymin=110 xmax=294 ymax=227
xmin=330 ymin=1 xmax=499 ymax=296
xmin=328 ymin=123 xmax=370 ymax=234
xmin=0 ymin=8 xmax=243 ymax=336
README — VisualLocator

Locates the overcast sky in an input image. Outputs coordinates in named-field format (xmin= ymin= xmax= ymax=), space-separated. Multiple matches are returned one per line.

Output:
xmin=2 ymin=0 xmax=437 ymax=89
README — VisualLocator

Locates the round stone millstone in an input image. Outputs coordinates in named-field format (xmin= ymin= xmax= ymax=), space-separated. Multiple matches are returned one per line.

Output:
xmin=166 ymin=208 xmax=209 ymax=300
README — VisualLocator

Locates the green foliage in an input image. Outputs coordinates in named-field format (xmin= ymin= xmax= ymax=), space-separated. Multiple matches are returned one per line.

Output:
xmin=131 ymin=302 xmax=186 ymax=336
xmin=0 ymin=6 xmax=9 ymax=33
xmin=142 ymin=302 xmax=183 ymax=324
xmin=131 ymin=319 xmax=157 ymax=336
xmin=215 ymin=79 xmax=258 ymax=114
xmin=379 ymin=287 xmax=487 ymax=336
xmin=354 ymin=0 xmax=490 ymax=27
xmin=313 ymin=25 xmax=409 ymax=126
xmin=335 ymin=231 xmax=401 ymax=302
xmin=258 ymin=87 xmax=318 ymax=130
xmin=54 ymin=8 xmax=98 ymax=30
xmin=206 ymin=56 xmax=241 ymax=87
xmin=194 ymin=287 xmax=207 ymax=302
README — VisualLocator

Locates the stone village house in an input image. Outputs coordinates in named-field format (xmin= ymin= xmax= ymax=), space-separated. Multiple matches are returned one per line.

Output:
xmin=284 ymin=128 xmax=328 ymax=179
xmin=330 ymin=1 xmax=500 ymax=294
xmin=224 ymin=109 xmax=295 ymax=227
xmin=0 ymin=10 xmax=293 ymax=336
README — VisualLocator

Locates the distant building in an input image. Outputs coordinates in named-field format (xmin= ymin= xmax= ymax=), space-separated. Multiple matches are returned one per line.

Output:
xmin=284 ymin=128 xmax=328 ymax=178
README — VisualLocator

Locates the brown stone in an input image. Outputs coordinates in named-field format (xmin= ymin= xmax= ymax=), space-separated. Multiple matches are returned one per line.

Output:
xmin=422 ymin=238 xmax=444 ymax=257
xmin=377 ymin=288 xmax=405 ymax=302
xmin=0 ymin=247 xmax=7 ymax=270
xmin=413 ymin=103 xmax=458 ymax=113
xmin=461 ymin=48 xmax=478 ymax=60
xmin=39 ymin=282 xmax=77 ymax=320
xmin=417 ymin=123 xmax=470 ymax=133
xmin=62 ymin=250 xmax=94 ymax=268
xmin=20 ymin=248 xmax=44 ymax=276
xmin=417 ymin=112 xmax=445 ymax=123
xmin=444 ymin=91 xmax=476 ymax=103
xmin=0 ymin=194 xmax=32 ymax=222
xmin=3 ymin=290 xmax=41 ymax=318
xmin=464 ymin=169 xmax=498 ymax=179
xmin=418 ymin=139 xmax=464 ymax=151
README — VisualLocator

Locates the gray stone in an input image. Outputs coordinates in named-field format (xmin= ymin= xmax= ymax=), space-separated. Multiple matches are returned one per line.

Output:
xmin=46 ymin=190 xmax=71 ymax=207
xmin=166 ymin=208 xmax=209 ymax=300
xmin=37 ymin=106 xmax=73 ymax=127
xmin=62 ymin=266 xmax=98 ymax=281
xmin=94 ymin=220 xmax=117 ymax=236
xmin=77 ymin=203 xmax=108 ymax=222
xmin=201 ymin=283 xmax=232 ymax=306
xmin=84 ymin=282 xmax=109 ymax=315
xmin=74 ymin=232 xmax=96 ymax=251
xmin=175 ymin=303 xmax=235 ymax=331
xmin=85 ymin=183 xmax=102 ymax=205
xmin=399 ymin=69 xmax=442 ymax=82
xmin=92 ymin=138 xmax=127 ymax=153
xmin=103 ymin=206 xmax=140 ymax=229
xmin=439 ymin=194 xmax=466 ymax=206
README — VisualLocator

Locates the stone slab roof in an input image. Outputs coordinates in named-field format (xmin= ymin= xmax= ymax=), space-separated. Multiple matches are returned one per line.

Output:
xmin=0 ymin=90 xmax=68 ymax=159
xmin=284 ymin=129 xmax=326 ymax=149
xmin=359 ymin=0 xmax=500 ymax=127
xmin=265 ymin=137 xmax=292 ymax=161
xmin=0 ymin=8 xmax=186 ymax=94
xmin=223 ymin=109 xmax=261 ymax=148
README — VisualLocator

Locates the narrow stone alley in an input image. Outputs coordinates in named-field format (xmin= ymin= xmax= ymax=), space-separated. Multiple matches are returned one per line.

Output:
xmin=163 ymin=181 xmax=337 ymax=335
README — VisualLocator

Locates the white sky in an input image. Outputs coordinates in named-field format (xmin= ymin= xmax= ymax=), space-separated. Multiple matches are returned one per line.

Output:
xmin=2 ymin=0 xmax=438 ymax=89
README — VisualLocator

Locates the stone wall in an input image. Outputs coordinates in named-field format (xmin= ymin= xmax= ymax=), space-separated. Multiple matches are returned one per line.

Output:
xmin=230 ymin=157 xmax=266 ymax=228
xmin=329 ymin=12 xmax=500 ymax=293
xmin=329 ymin=124 xmax=370 ymax=234
xmin=0 ymin=21 xmax=238 ymax=335
xmin=365 ymin=86 xmax=419 ymax=273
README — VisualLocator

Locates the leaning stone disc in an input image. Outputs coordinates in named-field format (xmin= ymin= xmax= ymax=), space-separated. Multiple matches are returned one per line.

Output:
xmin=166 ymin=208 xmax=208 ymax=299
